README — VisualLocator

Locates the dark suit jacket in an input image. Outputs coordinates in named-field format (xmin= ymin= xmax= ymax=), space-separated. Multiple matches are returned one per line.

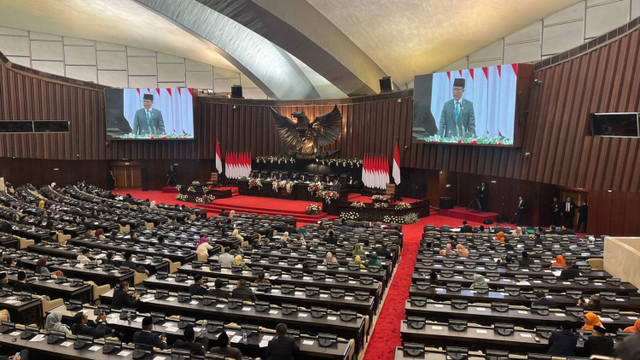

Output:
xmin=438 ymin=98 xmax=476 ymax=138
xmin=533 ymin=297 xmax=557 ymax=308
xmin=112 ymin=289 xmax=137 ymax=309
xmin=516 ymin=200 xmax=526 ymax=215
xmin=208 ymin=288 xmax=232 ymax=299
xmin=13 ymin=281 xmax=33 ymax=294
xmin=71 ymin=322 xmax=113 ymax=339
xmin=132 ymin=108 xmax=165 ymax=135
xmin=265 ymin=336 xmax=300 ymax=360
xmin=122 ymin=259 xmax=146 ymax=273
xmin=547 ymin=330 xmax=578 ymax=356
xmin=173 ymin=339 xmax=205 ymax=355
xmin=584 ymin=336 xmax=614 ymax=356
xmin=209 ymin=346 xmax=243 ymax=360
xmin=231 ymin=287 xmax=257 ymax=302
xmin=460 ymin=225 xmax=474 ymax=233
xmin=133 ymin=330 xmax=167 ymax=349
xmin=559 ymin=267 xmax=581 ymax=280
xmin=562 ymin=202 xmax=576 ymax=217
xmin=189 ymin=284 xmax=208 ymax=296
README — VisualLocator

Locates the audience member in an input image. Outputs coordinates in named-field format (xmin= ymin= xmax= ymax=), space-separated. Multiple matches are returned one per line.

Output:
xmin=532 ymin=291 xmax=557 ymax=308
xmin=209 ymin=331 xmax=242 ymax=360
xmin=122 ymin=251 xmax=148 ymax=274
xmin=584 ymin=325 xmax=614 ymax=357
xmin=218 ymin=247 xmax=234 ymax=268
xmin=623 ymin=318 xmax=640 ymax=333
xmin=103 ymin=252 xmax=118 ymax=266
xmin=439 ymin=243 xmax=455 ymax=256
xmin=232 ymin=255 xmax=247 ymax=269
xmin=44 ymin=311 xmax=72 ymax=336
xmin=578 ymin=294 xmax=601 ymax=311
xmin=12 ymin=271 xmax=33 ymax=294
xmin=512 ymin=227 xmax=523 ymax=237
xmin=133 ymin=316 xmax=167 ymax=349
xmin=323 ymin=252 xmax=338 ymax=265
xmin=459 ymin=221 xmax=473 ymax=233
xmin=112 ymin=281 xmax=140 ymax=309
xmin=547 ymin=321 xmax=578 ymax=356
xmin=559 ymin=261 xmax=581 ymax=279
xmin=350 ymin=255 xmax=366 ymax=269
xmin=470 ymin=274 xmax=488 ymax=289
xmin=208 ymin=279 xmax=231 ymax=298
xmin=551 ymin=255 xmax=567 ymax=268
xmin=455 ymin=244 xmax=469 ymax=257
xmin=253 ymin=271 xmax=271 ymax=285
xmin=352 ymin=243 xmax=365 ymax=257
xmin=504 ymin=238 xmax=514 ymax=251
xmin=368 ymin=253 xmax=381 ymax=267
xmin=612 ymin=333 xmax=640 ymax=360
xmin=189 ymin=274 xmax=209 ymax=296
xmin=265 ymin=323 xmax=299 ymax=360
xmin=71 ymin=311 xmax=115 ymax=338
xmin=582 ymin=312 xmax=603 ymax=331
xmin=494 ymin=231 xmax=505 ymax=243
xmin=519 ymin=251 xmax=534 ymax=267
xmin=172 ymin=325 xmax=206 ymax=355
xmin=429 ymin=270 xmax=445 ymax=286
xmin=231 ymin=279 xmax=257 ymax=302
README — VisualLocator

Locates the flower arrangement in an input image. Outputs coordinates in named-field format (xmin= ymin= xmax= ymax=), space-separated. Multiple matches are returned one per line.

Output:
xmin=255 ymin=155 xmax=296 ymax=164
xmin=202 ymin=186 xmax=209 ymax=193
xmin=281 ymin=180 xmax=293 ymax=194
xmin=203 ymin=195 xmax=215 ymax=204
xmin=249 ymin=178 xmax=263 ymax=189
xmin=191 ymin=181 xmax=201 ymax=185
xmin=272 ymin=181 xmax=280 ymax=192
xmin=374 ymin=202 xmax=389 ymax=209
xmin=305 ymin=203 xmax=322 ymax=215
xmin=383 ymin=212 xmax=419 ymax=224
xmin=340 ymin=211 xmax=360 ymax=221
xmin=320 ymin=190 xmax=339 ymax=204
xmin=187 ymin=186 xmax=197 ymax=192
xmin=351 ymin=202 xmax=366 ymax=208
xmin=395 ymin=202 xmax=412 ymax=210
xmin=371 ymin=195 xmax=386 ymax=201
xmin=325 ymin=158 xmax=363 ymax=167
xmin=175 ymin=185 xmax=182 ymax=191
xmin=176 ymin=194 xmax=189 ymax=201
xmin=307 ymin=182 xmax=324 ymax=196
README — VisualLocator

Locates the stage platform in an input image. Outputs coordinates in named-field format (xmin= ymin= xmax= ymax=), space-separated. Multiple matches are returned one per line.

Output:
xmin=347 ymin=194 xmax=421 ymax=204
xmin=161 ymin=186 xmax=179 ymax=193
xmin=438 ymin=206 xmax=498 ymax=224
xmin=196 ymin=195 xmax=338 ymax=223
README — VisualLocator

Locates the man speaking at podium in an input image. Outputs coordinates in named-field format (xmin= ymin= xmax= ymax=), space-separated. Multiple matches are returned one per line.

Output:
xmin=438 ymin=78 xmax=476 ymax=138
xmin=133 ymin=94 xmax=165 ymax=136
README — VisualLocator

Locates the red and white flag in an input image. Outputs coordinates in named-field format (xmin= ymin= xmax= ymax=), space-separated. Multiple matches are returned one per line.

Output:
xmin=215 ymin=139 xmax=222 ymax=174
xmin=392 ymin=141 xmax=401 ymax=185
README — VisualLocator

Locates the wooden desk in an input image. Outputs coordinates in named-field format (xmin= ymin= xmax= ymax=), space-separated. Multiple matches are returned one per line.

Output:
xmin=142 ymin=275 xmax=376 ymax=316
xmin=0 ymin=293 xmax=43 ymax=327
xmin=392 ymin=346 xmax=591 ymax=360
xmin=50 ymin=263 xmax=134 ymax=287
xmin=414 ymin=263 xmax=611 ymax=280
xmin=69 ymin=238 xmax=196 ymax=264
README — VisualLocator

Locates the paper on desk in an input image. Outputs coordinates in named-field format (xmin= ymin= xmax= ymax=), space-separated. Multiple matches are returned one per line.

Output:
xmin=298 ymin=313 xmax=309 ymax=317
xmin=345 ymin=296 xmax=354 ymax=300
xmin=517 ymin=281 xmax=531 ymax=285
xmin=520 ymin=333 xmax=532 ymax=338
xmin=242 ymin=307 xmax=252 ymax=312
xmin=269 ymin=310 xmax=279 ymax=315
xmin=259 ymin=340 xmax=269 ymax=347
xmin=88 ymin=345 xmax=102 ymax=352
xmin=263 ymin=335 xmax=273 ymax=341
xmin=166 ymin=297 xmax=177 ymax=302
xmin=29 ymin=334 xmax=46 ymax=342
xmin=231 ymin=335 xmax=243 ymax=343
xmin=9 ymin=331 xmax=20 ymax=336
xmin=431 ymin=326 xmax=443 ymax=330
xmin=327 ymin=315 xmax=337 ymax=321
xmin=552 ymin=271 xmax=562 ymax=276
xmin=476 ymin=329 xmax=488 ymax=334
xmin=61 ymin=341 xmax=74 ymax=347
xmin=165 ymin=327 xmax=179 ymax=333
xmin=117 ymin=350 xmax=132 ymax=357
xmin=320 ymin=294 xmax=329 ymax=298
xmin=153 ymin=356 xmax=165 ymax=360
xmin=190 ymin=300 xmax=199 ymax=305
xmin=302 ymin=339 xmax=315 ymax=346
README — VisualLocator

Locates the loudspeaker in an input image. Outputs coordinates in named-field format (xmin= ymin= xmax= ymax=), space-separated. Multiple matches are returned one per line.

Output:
xmin=231 ymin=85 xmax=243 ymax=99
xmin=379 ymin=77 xmax=392 ymax=93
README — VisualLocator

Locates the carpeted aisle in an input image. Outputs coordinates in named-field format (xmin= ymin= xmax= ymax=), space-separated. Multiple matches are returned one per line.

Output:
xmin=362 ymin=215 xmax=490 ymax=360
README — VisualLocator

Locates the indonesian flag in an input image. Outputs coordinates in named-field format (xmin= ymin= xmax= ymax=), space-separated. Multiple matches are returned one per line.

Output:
xmin=392 ymin=142 xmax=401 ymax=185
xmin=361 ymin=156 xmax=369 ymax=188
xmin=215 ymin=139 xmax=222 ymax=174
xmin=230 ymin=152 xmax=237 ymax=179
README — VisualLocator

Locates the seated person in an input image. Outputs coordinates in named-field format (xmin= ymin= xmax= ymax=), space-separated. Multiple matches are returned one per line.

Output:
xmin=323 ymin=252 xmax=338 ymax=265
xmin=253 ymin=272 xmax=271 ymax=285
xmin=494 ymin=231 xmax=505 ymax=243
xmin=12 ymin=271 xmax=33 ymax=294
xmin=532 ymin=291 xmax=557 ymax=308
xmin=368 ymin=253 xmax=382 ymax=267
xmin=459 ymin=221 xmax=473 ymax=233
xmin=584 ymin=325 xmax=614 ymax=357
xmin=578 ymin=294 xmax=601 ymax=311
xmin=121 ymin=252 xmax=149 ymax=275
xmin=429 ymin=270 xmax=445 ymax=286
xmin=439 ymin=243 xmax=455 ymax=256
xmin=196 ymin=235 xmax=214 ymax=262
xmin=208 ymin=279 xmax=232 ymax=298
xmin=551 ymin=255 xmax=567 ymax=269
xmin=111 ymin=281 xmax=140 ymax=309
xmin=375 ymin=243 xmax=392 ymax=260
xmin=188 ymin=274 xmax=209 ymax=296
xmin=266 ymin=323 xmax=299 ymax=360
xmin=70 ymin=311 xmax=115 ymax=338
xmin=623 ymin=318 xmax=640 ymax=333
xmin=559 ymin=261 xmax=581 ymax=279
xmin=231 ymin=279 xmax=257 ymax=302
xmin=352 ymin=243 xmax=365 ymax=257
xmin=218 ymin=247 xmax=234 ymax=268
xmin=504 ymin=239 xmax=514 ymax=251
xmin=518 ymin=251 xmax=534 ymax=267
xmin=455 ymin=244 xmax=469 ymax=257
xmin=0 ymin=252 xmax=16 ymax=267
xmin=470 ymin=274 xmax=488 ymax=289
xmin=209 ymin=331 xmax=242 ymax=360
xmin=349 ymin=255 xmax=366 ymax=269
xmin=547 ymin=321 xmax=578 ymax=356
xmin=77 ymin=248 xmax=100 ymax=265
xmin=512 ymin=227 xmax=523 ymax=237
xmin=582 ymin=312 xmax=603 ymax=331
xmin=103 ymin=252 xmax=118 ymax=266
xmin=232 ymin=255 xmax=247 ymax=269
xmin=44 ymin=311 xmax=72 ymax=336
xmin=0 ymin=272 xmax=10 ymax=290
xmin=0 ymin=349 xmax=29 ymax=360
xmin=172 ymin=325 xmax=206 ymax=356
xmin=133 ymin=316 xmax=167 ymax=349
xmin=496 ymin=254 xmax=514 ymax=266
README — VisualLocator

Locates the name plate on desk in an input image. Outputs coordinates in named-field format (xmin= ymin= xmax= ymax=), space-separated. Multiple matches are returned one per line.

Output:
xmin=476 ymin=329 xmax=488 ymax=334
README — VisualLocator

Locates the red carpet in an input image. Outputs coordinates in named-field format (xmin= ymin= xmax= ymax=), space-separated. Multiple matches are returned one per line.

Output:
xmin=439 ymin=206 xmax=498 ymax=223
xmin=362 ymin=214 xmax=489 ymax=360
xmin=196 ymin=195 xmax=338 ymax=222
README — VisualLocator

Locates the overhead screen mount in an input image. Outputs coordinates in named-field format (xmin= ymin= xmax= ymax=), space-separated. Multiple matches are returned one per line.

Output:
xmin=0 ymin=120 xmax=69 ymax=133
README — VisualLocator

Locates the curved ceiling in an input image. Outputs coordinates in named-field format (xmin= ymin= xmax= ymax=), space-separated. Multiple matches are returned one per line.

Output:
xmin=0 ymin=0 xmax=582 ymax=99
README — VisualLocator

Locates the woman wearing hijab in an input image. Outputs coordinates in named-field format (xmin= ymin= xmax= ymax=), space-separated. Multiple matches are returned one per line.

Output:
xmin=196 ymin=235 xmax=214 ymax=262
xmin=228 ymin=210 xmax=236 ymax=219
xmin=470 ymin=274 xmax=488 ymax=289
xmin=323 ymin=252 xmax=338 ymax=265
xmin=232 ymin=229 xmax=246 ymax=247
xmin=439 ymin=243 xmax=455 ymax=256
xmin=281 ymin=232 xmax=291 ymax=243
xmin=368 ymin=253 xmax=381 ymax=267
xmin=298 ymin=227 xmax=308 ymax=238
xmin=233 ymin=255 xmax=247 ymax=269
xmin=36 ymin=257 xmax=64 ymax=277
xmin=623 ymin=318 xmax=640 ymax=333
xmin=582 ymin=312 xmax=603 ymax=331
xmin=352 ymin=243 xmax=365 ymax=257
xmin=45 ymin=311 xmax=72 ymax=336
xmin=456 ymin=244 xmax=470 ymax=257
xmin=512 ymin=227 xmax=523 ymax=237
xmin=551 ymin=255 xmax=567 ymax=268
xmin=350 ymin=255 xmax=366 ymax=269
xmin=494 ymin=232 xmax=505 ymax=243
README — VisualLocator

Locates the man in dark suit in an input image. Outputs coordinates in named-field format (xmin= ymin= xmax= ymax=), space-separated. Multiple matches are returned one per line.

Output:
xmin=12 ymin=271 xmax=33 ymax=294
xmin=231 ymin=279 xmax=257 ymax=302
xmin=172 ymin=325 xmax=206 ymax=355
xmin=459 ymin=221 xmax=473 ymax=233
xmin=547 ymin=322 xmax=578 ymax=356
xmin=583 ymin=325 xmax=614 ymax=357
xmin=71 ymin=311 xmax=115 ymax=339
xmin=189 ymin=274 xmax=209 ymax=296
xmin=576 ymin=200 xmax=588 ymax=233
xmin=133 ymin=316 xmax=167 ymax=349
xmin=478 ymin=182 xmax=488 ymax=212
xmin=208 ymin=279 xmax=232 ymax=298
xmin=111 ymin=281 xmax=139 ymax=309
xmin=265 ymin=323 xmax=299 ymax=360
xmin=122 ymin=251 xmax=149 ymax=275
xmin=561 ymin=197 xmax=576 ymax=229
xmin=532 ymin=291 xmax=557 ymax=308
xmin=550 ymin=197 xmax=561 ymax=227
xmin=515 ymin=195 xmax=526 ymax=226
xmin=438 ymin=78 xmax=476 ymax=138
xmin=132 ymin=94 xmax=165 ymax=136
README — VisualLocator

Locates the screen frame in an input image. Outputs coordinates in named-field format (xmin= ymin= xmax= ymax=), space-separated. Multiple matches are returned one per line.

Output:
xmin=589 ymin=112 xmax=639 ymax=138
xmin=104 ymin=88 xmax=197 ymax=141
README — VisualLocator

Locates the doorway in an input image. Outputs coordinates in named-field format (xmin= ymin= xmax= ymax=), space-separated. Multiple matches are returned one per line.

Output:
xmin=110 ymin=161 xmax=142 ymax=188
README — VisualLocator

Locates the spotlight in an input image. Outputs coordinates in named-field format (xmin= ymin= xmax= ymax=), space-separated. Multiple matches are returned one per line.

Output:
xmin=523 ymin=152 xmax=531 ymax=159
xmin=533 ymin=79 xmax=542 ymax=86
xmin=445 ymin=184 xmax=452 ymax=188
